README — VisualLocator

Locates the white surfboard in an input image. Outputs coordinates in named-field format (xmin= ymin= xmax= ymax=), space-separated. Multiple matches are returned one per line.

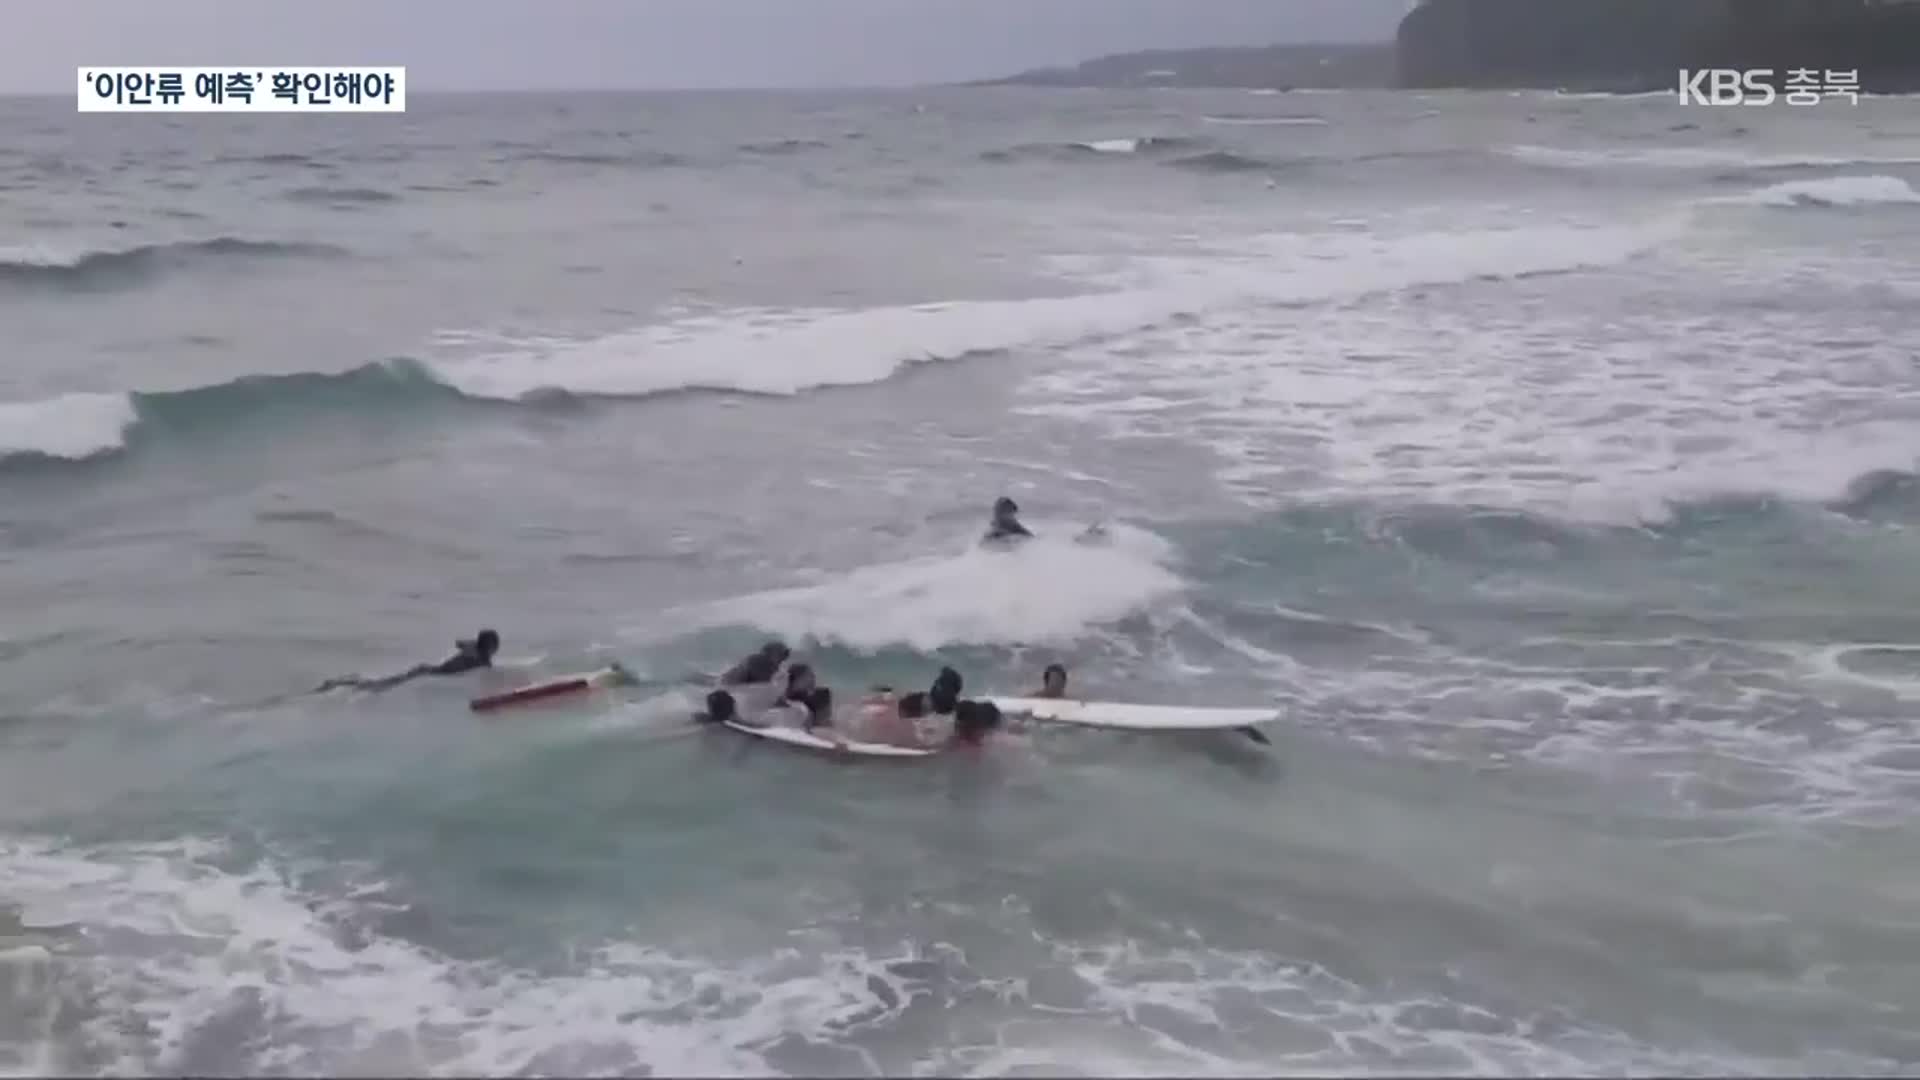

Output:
xmin=723 ymin=720 xmax=935 ymax=758
xmin=984 ymin=696 xmax=1278 ymax=731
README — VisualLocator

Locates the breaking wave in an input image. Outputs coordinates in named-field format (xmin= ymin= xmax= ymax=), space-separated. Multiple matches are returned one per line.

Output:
xmin=0 ymin=237 xmax=346 ymax=292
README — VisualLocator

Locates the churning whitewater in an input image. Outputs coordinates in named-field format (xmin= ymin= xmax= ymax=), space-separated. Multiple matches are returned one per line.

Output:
xmin=2 ymin=88 xmax=1919 ymax=1076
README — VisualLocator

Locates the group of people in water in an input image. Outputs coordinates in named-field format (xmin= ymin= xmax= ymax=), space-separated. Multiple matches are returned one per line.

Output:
xmin=314 ymin=498 xmax=1074 ymax=752
xmin=320 ymin=623 xmax=1067 ymax=753
xmin=699 ymin=639 xmax=1072 ymax=752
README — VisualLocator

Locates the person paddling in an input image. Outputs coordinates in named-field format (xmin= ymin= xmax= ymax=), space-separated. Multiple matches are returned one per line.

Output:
xmin=316 ymin=628 xmax=500 ymax=692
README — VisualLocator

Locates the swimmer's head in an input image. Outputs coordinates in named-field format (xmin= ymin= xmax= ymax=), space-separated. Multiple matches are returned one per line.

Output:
xmin=930 ymin=666 xmax=963 ymax=714
xmin=953 ymin=700 xmax=1003 ymax=745
xmin=806 ymin=686 xmax=833 ymax=726
xmin=462 ymin=629 xmax=500 ymax=660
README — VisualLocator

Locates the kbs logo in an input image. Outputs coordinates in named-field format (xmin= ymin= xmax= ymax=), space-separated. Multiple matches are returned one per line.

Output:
xmin=1677 ymin=68 xmax=1860 ymax=106
xmin=1677 ymin=69 xmax=1775 ymax=105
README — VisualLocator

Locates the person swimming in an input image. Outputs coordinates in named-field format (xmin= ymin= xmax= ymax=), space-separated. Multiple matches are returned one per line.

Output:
xmin=316 ymin=629 xmax=500 ymax=692
xmin=883 ymin=697 xmax=1004 ymax=750
xmin=702 ymin=687 xmax=740 ymax=724
xmin=761 ymin=685 xmax=829 ymax=729
xmin=834 ymin=683 xmax=996 ymax=751
xmin=782 ymin=663 xmax=817 ymax=702
xmin=802 ymin=687 xmax=833 ymax=729
xmin=843 ymin=683 xmax=929 ymax=747
xmin=720 ymin=641 xmax=790 ymax=687
xmin=709 ymin=679 xmax=834 ymax=731
xmin=929 ymin=666 xmax=963 ymax=714
xmin=1032 ymin=663 xmax=1069 ymax=699
xmin=949 ymin=699 xmax=1005 ymax=747
xmin=982 ymin=496 xmax=1033 ymax=544
xmin=743 ymin=665 xmax=825 ymax=728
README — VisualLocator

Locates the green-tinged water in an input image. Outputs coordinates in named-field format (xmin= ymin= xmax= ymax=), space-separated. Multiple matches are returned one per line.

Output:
xmin=3 ymin=88 xmax=1920 ymax=1075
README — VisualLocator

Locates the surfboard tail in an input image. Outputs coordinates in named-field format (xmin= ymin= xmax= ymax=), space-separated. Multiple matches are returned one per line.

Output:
xmin=983 ymin=695 xmax=1278 ymax=732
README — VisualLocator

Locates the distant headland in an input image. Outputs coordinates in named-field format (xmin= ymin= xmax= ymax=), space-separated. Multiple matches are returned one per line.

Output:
xmin=970 ymin=44 xmax=1396 ymax=91
xmin=1398 ymin=0 xmax=1920 ymax=94
xmin=977 ymin=0 xmax=1920 ymax=94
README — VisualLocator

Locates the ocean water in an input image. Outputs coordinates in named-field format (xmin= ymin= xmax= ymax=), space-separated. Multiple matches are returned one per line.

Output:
xmin=3 ymin=85 xmax=1920 ymax=1076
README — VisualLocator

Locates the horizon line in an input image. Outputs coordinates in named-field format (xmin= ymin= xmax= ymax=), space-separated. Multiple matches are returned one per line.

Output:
xmin=6 ymin=39 xmax=1403 ymax=98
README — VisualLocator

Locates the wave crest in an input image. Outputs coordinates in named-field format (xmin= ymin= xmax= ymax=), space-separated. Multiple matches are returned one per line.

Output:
xmin=0 ymin=237 xmax=346 ymax=291
xmin=1734 ymin=175 xmax=1920 ymax=208
xmin=980 ymin=135 xmax=1206 ymax=162
xmin=1165 ymin=150 xmax=1279 ymax=174
xmin=0 ymin=361 xmax=451 ymax=468
xmin=1 ymin=221 xmax=1679 ymax=471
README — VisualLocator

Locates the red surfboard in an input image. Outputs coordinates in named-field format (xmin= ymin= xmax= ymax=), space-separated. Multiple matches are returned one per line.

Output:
xmin=469 ymin=667 xmax=627 ymax=713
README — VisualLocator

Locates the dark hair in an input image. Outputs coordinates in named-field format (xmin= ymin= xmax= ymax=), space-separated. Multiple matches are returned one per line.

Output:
xmin=994 ymin=496 xmax=1018 ymax=515
xmin=953 ymin=700 xmax=1003 ymax=745
xmin=705 ymin=689 xmax=736 ymax=723
xmin=475 ymin=629 xmax=500 ymax=651
xmin=929 ymin=666 xmax=963 ymax=713
xmin=1043 ymin=663 xmax=1066 ymax=681
xmin=786 ymin=663 xmax=814 ymax=691
xmin=761 ymin=641 xmax=790 ymax=659
xmin=898 ymin=691 xmax=928 ymax=719
xmin=805 ymin=686 xmax=833 ymax=728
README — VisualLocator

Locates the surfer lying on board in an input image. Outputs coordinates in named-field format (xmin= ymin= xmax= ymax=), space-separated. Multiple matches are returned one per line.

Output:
xmin=764 ymin=664 xmax=825 ymax=726
xmin=703 ymin=663 xmax=830 ymax=728
xmin=835 ymin=665 xmax=974 ymax=744
xmin=826 ymin=692 xmax=1006 ymax=751
xmin=316 ymin=628 xmax=500 ymax=692
xmin=702 ymin=683 xmax=833 ymax=730
xmin=854 ymin=664 xmax=960 ymax=715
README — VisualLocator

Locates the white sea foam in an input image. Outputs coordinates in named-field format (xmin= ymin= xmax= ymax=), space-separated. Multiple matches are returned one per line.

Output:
xmin=426 ymin=292 xmax=1175 ymax=402
xmin=1199 ymin=116 xmax=1327 ymax=127
xmin=1079 ymin=137 xmax=1142 ymax=154
xmin=0 ymin=392 xmax=139 ymax=462
xmin=430 ymin=220 xmax=1669 ymax=404
xmin=1015 ymin=208 xmax=1920 ymax=526
xmin=678 ymin=524 xmax=1184 ymax=653
xmin=0 ymin=242 xmax=94 ymax=269
xmin=0 ymin=219 xmax=1666 ymax=460
xmin=1546 ymin=90 xmax=1668 ymax=101
xmin=1503 ymin=144 xmax=1920 ymax=172
xmin=1732 ymin=174 xmax=1920 ymax=208
xmin=0 ymin=835 xmax=1765 ymax=1078
xmin=0 ymin=836 xmax=852 ymax=1076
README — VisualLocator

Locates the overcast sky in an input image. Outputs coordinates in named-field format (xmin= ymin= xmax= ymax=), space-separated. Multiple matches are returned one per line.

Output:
xmin=5 ymin=0 xmax=1409 ymax=93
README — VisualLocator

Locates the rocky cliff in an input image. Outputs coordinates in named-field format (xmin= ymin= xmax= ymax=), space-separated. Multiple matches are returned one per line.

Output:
xmin=1397 ymin=0 xmax=1920 ymax=92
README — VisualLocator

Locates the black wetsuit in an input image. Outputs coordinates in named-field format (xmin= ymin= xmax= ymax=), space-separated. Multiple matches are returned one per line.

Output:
xmin=318 ymin=646 xmax=491 ymax=693
xmin=431 ymin=649 xmax=491 ymax=676
xmin=983 ymin=516 xmax=1033 ymax=543
xmin=720 ymin=651 xmax=784 ymax=686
